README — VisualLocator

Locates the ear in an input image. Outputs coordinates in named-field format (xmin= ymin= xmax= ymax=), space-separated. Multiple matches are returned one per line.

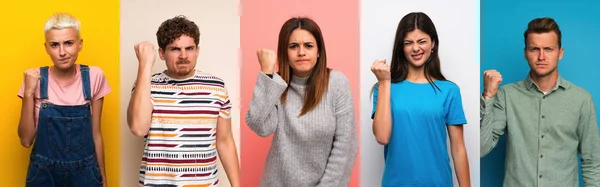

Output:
xmin=78 ymin=39 xmax=83 ymax=52
xmin=558 ymin=47 xmax=564 ymax=60
xmin=159 ymin=48 xmax=165 ymax=61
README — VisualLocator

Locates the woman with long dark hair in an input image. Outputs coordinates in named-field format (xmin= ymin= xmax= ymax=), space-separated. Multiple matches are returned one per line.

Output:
xmin=371 ymin=12 xmax=470 ymax=186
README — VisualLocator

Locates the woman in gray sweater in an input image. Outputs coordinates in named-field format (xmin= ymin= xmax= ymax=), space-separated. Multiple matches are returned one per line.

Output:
xmin=245 ymin=17 xmax=358 ymax=187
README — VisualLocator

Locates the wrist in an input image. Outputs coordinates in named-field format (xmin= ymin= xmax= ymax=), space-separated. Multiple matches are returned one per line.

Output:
xmin=482 ymin=92 xmax=493 ymax=101
xmin=378 ymin=80 xmax=391 ymax=85
xmin=261 ymin=68 xmax=274 ymax=75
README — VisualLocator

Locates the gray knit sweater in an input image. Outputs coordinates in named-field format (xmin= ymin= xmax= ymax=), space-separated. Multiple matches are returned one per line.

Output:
xmin=246 ymin=71 xmax=357 ymax=187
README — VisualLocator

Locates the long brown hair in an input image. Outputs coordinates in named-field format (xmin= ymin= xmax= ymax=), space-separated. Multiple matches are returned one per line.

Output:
xmin=277 ymin=17 xmax=331 ymax=116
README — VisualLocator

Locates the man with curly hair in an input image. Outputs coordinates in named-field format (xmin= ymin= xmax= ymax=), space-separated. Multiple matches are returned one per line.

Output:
xmin=127 ymin=15 xmax=240 ymax=187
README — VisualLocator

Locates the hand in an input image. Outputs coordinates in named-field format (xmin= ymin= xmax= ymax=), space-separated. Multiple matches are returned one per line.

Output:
xmin=483 ymin=70 xmax=502 ymax=100
xmin=257 ymin=48 xmax=277 ymax=74
xmin=23 ymin=69 xmax=41 ymax=96
xmin=134 ymin=42 xmax=156 ymax=69
xmin=370 ymin=59 xmax=391 ymax=82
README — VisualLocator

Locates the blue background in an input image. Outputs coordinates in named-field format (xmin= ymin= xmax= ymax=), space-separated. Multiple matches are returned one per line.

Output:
xmin=481 ymin=0 xmax=600 ymax=186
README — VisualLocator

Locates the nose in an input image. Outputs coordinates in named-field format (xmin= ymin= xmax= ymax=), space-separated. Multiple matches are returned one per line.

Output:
xmin=59 ymin=44 xmax=66 ymax=57
xmin=179 ymin=49 xmax=188 ymax=59
xmin=298 ymin=46 xmax=306 ymax=57
xmin=538 ymin=50 xmax=546 ymax=61
xmin=411 ymin=43 xmax=420 ymax=53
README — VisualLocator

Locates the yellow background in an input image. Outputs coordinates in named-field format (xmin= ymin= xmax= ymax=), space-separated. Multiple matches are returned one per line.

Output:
xmin=0 ymin=0 xmax=120 ymax=186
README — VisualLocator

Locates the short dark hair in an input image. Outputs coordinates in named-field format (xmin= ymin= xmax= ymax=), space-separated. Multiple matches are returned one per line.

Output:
xmin=524 ymin=17 xmax=562 ymax=48
xmin=156 ymin=15 xmax=200 ymax=50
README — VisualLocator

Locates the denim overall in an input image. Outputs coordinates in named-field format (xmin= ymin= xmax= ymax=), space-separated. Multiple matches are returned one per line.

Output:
xmin=25 ymin=65 xmax=103 ymax=187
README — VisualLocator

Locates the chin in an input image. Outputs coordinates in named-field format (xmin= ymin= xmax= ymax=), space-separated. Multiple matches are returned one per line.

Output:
xmin=409 ymin=61 xmax=425 ymax=68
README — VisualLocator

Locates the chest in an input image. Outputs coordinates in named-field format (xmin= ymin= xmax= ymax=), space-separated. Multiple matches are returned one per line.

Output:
xmin=505 ymin=90 xmax=581 ymax=137
xmin=283 ymin=87 xmax=337 ymax=141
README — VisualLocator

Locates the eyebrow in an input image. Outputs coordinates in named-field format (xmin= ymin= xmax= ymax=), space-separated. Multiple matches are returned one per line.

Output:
xmin=404 ymin=38 xmax=427 ymax=42
xmin=49 ymin=40 xmax=75 ymax=43
xmin=168 ymin=45 xmax=196 ymax=49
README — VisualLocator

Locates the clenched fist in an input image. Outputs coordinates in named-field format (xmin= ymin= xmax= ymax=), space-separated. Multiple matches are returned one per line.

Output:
xmin=257 ymin=49 xmax=277 ymax=74
xmin=23 ymin=69 xmax=41 ymax=96
xmin=371 ymin=59 xmax=391 ymax=82
xmin=134 ymin=42 xmax=156 ymax=69
xmin=483 ymin=70 xmax=502 ymax=100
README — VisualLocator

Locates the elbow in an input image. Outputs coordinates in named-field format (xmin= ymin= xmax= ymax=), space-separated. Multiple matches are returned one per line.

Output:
xmin=128 ymin=115 xmax=149 ymax=137
xmin=20 ymin=139 xmax=32 ymax=148
xmin=129 ymin=122 xmax=149 ymax=137
xmin=130 ymin=127 xmax=148 ymax=137
xmin=245 ymin=116 xmax=272 ymax=137
xmin=375 ymin=135 xmax=390 ymax=145
xmin=251 ymin=126 xmax=272 ymax=137
xmin=452 ymin=146 xmax=468 ymax=158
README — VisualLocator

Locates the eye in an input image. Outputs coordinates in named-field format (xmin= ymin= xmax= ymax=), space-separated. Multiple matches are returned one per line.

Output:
xmin=544 ymin=47 xmax=554 ymax=52
xmin=65 ymin=41 xmax=74 ymax=46
xmin=288 ymin=44 xmax=298 ymax=49
xmin=304 ymin=43 xmax=314 ymax=48
xmin=186 ymin=46 xmax=195 ymax=51
xmin=50 ymin=43 xmax=59 ymax=47
xmin=170 ymin=47 xmax=181 ymax=51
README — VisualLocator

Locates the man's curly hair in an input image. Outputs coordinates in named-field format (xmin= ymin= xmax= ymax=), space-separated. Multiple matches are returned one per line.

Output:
xmin=156 ymin=15 xmax=200 ymax=50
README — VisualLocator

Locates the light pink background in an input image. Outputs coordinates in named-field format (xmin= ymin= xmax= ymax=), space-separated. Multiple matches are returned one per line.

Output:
xmin=240 ymin=0 xmax=360 ymax=186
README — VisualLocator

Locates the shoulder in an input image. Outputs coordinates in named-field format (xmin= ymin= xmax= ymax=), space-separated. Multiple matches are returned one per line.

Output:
xmin=564 ymin=80 xmax=593 ymax=101
xmin=327 ymin=70 xmax=352 ymax=99
xmin=329 ymin=70 xmax=350 ymax=87
xmin=85 ymin=65 xmax=107 ymax=78
xmin=435 ymin=80 xmax=461 ymax=94
xmin=194 ymin=71 xmax=227 ymax=88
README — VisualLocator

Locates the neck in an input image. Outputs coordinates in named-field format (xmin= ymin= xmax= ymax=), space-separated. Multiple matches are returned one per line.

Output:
xmin=406 ymin=65 xmax=428 ymax=83
xmin=292 ymin=70 xmax=310 ymax=78
xmin=530 ymin=70 xmax=558 ymax=93
xmin=51 ymin=65 xmax=77 ymax=81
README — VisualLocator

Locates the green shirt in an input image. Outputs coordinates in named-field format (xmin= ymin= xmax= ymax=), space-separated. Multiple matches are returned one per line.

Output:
xmin=481 ymin=75 xmax=600 ymax=186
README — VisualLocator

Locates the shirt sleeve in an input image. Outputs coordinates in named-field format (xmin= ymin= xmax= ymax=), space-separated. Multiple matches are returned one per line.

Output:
xmin=90 ymin=66 xmax=111 ymax=101
xmin=218 ymin=85 xmax=232 ymax=119
xmin=445 ymin=85 xmax=467 ymax=125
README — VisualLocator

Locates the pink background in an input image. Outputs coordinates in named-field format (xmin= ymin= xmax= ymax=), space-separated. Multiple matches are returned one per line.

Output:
xmin=240 ymin=0 xmax=360 ymax=186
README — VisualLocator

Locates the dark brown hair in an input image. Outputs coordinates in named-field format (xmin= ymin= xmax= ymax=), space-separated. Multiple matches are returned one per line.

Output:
xmin=388 ymin=12 xmax=446 ymax=91
xmin=156 ymin=15 xmax=200 ymax=50
xmin=277 ymin=17 xmax=331 ymax=116
xmin=524 ymin=17 xmax=562 ymax=48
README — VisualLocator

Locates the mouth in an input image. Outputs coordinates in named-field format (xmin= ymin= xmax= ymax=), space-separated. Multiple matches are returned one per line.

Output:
xmin=536 ymin=63 xmax=548 ymax=67
xmin=296 ymin=59 xmax=310 ymax=62
xmin=411 ymin=53 xmax=424 ymax=60
xmin=176 ymin=61 xmax=191 ymax=66
xmin=58 ymin=57 xmax=71 ymax=63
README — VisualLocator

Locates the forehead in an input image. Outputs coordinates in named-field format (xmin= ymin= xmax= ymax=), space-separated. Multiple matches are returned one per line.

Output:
xmin=289 ymin=29 xmax=316 ymax=42
xmin=45 ymin=28 xmax=79 ymax=41
xmin=166 ymin=35 xmax=197 ymax=47
xmin=404 ymin=29 xmax=430 ymax=40
xmin=526 ymin=32 xmax=559 ymax=46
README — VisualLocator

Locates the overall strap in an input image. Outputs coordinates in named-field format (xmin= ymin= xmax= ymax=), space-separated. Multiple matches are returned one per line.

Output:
xmin=39 ymin=66 xmax=50 ymax=100
xmin=80 ymin=64 xmax=92 ymax=101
